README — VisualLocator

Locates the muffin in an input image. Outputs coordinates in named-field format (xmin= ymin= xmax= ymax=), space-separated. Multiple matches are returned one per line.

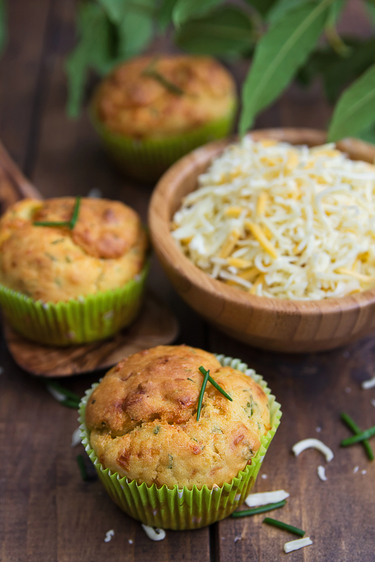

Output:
xmin=80 ymin=346 xmax=281 ymax=529
xmin=0 ymin=197 xmax=149 ymax=345
xmin=90 ymin=55 xmax=237 ymax=181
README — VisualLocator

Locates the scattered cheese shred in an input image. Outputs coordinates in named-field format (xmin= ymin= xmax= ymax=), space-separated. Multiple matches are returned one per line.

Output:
xmin=104 ymin=530 xmax=115 ymax=543
xmin=141 ymin=525 xmax=166 ymax=541
xmin=284 ymin=537 xmax=313 ymax=553
xmin=171 ymin=138 xmax=375 ymax=299
xmin=245 ymin=490 xmax=290 ymax=508
xmin=317 ymin=465 xmax=327 ymax=481
xmin=292 ymin=439 xmax=334 ymax=462
xmin=362 ymin=376 xmax=375 ymax=389
xmin=71 ymin=428 xmax=81 ymax=448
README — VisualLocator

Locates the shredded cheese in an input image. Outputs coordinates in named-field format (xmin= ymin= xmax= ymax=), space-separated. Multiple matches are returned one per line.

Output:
xmin=245 ymin=490 xmax=289 ymax=507
xmin=317 ymin=465 xmax=327 ymax=481
xmin=284 ymin=537 xmax=313 ymax=553
xmin=141 ymin=525 xmax=166 ymax=541
xmin=362 ymin=376 xmax=375 ymax=389
xmin=292 ymin=438 xmax=334 ymax=462
xmin=171 ymin=138 xmax=375 ymax=299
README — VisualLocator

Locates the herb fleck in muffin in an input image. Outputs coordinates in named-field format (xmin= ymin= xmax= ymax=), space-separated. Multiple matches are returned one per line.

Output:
xmin=90 ymin=55 xmax=237 ymax=181
xmin=0 ymin=197 xmax=148 ymax=345
xmin=85 ymin=345 xmax=271 ymax=489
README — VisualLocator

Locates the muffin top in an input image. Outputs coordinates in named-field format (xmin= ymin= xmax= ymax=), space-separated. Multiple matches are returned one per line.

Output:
xmin=92 ymin=55 xmax=236 ymax=139
xmin=0 ymin=197 xmax=147 ymax=302
xmin=86 ymin=345 xmax=271 ymax=489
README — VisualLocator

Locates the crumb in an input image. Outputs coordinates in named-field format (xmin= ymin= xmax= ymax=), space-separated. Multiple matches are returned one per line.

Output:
xmin=353 ymin=466 xmax=359 ymax=473
xmin=362 ymin=470 xmax=367 ymax=475
xmin=104 ymin=530 xmax=115 ymax=543
xmin=345 ymin=387 xmax=351 ymax=393
xmin=234 ymin=535 xmax=242 ymax=543
xmin=261 ymin=474 xmax=267 ymax=479
xmin=315 ymin=426 xmax=322 ymax=433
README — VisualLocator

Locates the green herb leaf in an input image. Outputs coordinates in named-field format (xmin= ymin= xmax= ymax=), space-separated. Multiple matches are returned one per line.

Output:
xmin=172 ymin=0 xmax=224 ymax=26
xmin=244 ymin=0 xmax=278 ymax=18
xmin=158 ymin=0 xmax=179 ymax=31
xmin=355 ymin=124 xmax=375 ymax=145
xmin=267 ymin=0 xmax=311 ymax=23
xmin=142 ymin=60 xmax=184 ymax=95
xmin=47 ymin=381 xmax=81 ymax=402
xmin=325 ymin=0 xmax=350 ymax=57
xmin=207 ymin=374 xmax=233 ymax=401
xmin=231 ymin=500 xmax=287 ymax=518
xmin=240 ymin=0 xmax=332 ymax=135
xmin=34 ymin=197 xmax=81 ymax=230
xmin=197 ymin=367 xmax=210 ymax=421
xmin=340 ymin=412 xmax=374 ymax=460
xmin=69 ymin=196 xmax=81 ymax=229
xmin=340 ymin=423 xmax=375 ymax=447
xmin=175 ymin=6 xmax=254 ymax=56
xmin=98 ymin=0 xmax=126 ymax=23
xmin=327 ymin=62 xmax=375 ymax=141
xmin=263 ymin=517 xmax=305 ymax=537
xmin=366 ymin=0 xmax=375 ymax=28
xmin=117 ymin=2 xmax=154 ymax=59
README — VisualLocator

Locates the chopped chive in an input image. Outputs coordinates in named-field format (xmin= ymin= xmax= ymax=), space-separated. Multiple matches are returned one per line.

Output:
xmin=47 ymin=381 xmax=81 ymax=402
xmin=231 ymin=500 xmax=287 ymax=518
xmin=197 ymin=367 xmax=210 ymax=421
xmin=33 ymin=196 xmax=81 ymax=230
xmin=340 ymin=412 xmax=374 ymax=461
xmin=61 ymin=398 xmax=81 ymax=409
xmin=142 ymin=62 xmax=184 ymax=96
xmin=76 ymin=454 xmax=88 ymax=481
xmin=263 ymin=517 xmax=305 ymax=537
xmin=341 ymin=425 xmax=375 ymax=447
xmin=208 ymin=374 xmax=233 ymax=401
xmin=69 ymin=196 xmax=81 ymax=228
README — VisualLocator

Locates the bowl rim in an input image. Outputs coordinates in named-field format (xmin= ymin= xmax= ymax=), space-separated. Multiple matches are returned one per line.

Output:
xmin=149 ymin=127 xmax=375 ymax=316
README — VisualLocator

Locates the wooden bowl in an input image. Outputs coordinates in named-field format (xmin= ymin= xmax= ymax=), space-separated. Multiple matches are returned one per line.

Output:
xmin=149 ymin=128 xmax=375 ymax=353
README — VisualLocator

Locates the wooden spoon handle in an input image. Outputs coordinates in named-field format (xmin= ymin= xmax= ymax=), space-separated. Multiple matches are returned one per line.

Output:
xmin=0 ymin=140 xmax=42 ymax=213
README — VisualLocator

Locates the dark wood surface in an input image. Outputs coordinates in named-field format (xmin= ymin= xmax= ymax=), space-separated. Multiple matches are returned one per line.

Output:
xmin=1 ymin=1 xmax=374 ymax=561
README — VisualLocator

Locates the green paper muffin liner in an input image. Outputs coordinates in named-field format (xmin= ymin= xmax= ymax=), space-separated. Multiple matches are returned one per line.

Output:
xmin=79 ymin=355 xmax=281 ymax=530
xmin=0 ymin=261 xmax=149 ymax=346
xmin=90 ymin=104 xmax=236 ymax=182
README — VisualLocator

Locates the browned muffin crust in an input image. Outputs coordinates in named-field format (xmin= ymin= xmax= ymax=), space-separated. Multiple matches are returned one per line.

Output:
xmin=92 ymin=55 xmax=236 ymax=139
xmin=0 ymin=197 xmax=147 ymax=302
xmin=86 ymin=345 xmax=271 ymax=489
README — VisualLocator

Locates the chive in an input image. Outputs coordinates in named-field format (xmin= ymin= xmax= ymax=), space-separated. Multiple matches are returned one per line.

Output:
xmin=263 ymin=517 xmax=305 ymax=537
xmin=199 ymin=366 xmax=233 ymax=402
xmin=76 ymin=454 xmax=88 ymax=481
xmin=61 ymin=398 xmax=81 ymax=409
xmin=187 ymin=378 xmax=195 ymax=383
xmin=142 ymin=58 xmax=184 ymax=96
xmin=340 ymin=425 xmax=375 ymax=446
xmin=196 ymin=367 xmax=210 ymax=421
xmin=340 ymin=412 xmax=374 ymax=460
xmin=47 ymin=381 xmax=81 ymax=402
xmin=231 ymin=500 xmax=287 ymax=518
xmin=33 ymin=196 xmax=81 ymax=230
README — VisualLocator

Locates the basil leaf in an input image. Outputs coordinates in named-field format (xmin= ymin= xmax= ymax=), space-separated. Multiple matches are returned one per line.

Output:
xmin=0 ymin=0 xmax=6 ymax=54
xmin=327 ymin=62 xmax=375 ymax=141
xmin=118 ymin=7 xmax=153 ymax=58
xmin=172 ymin=0 xmax=224 ymax=26
xmin=66 ymin=4 xmax=114 ymax=118
xmin=175 ymin=6 xmax=254 ymax=56
xmin=239 ymin=0 xmax=332 ymax=135
xmin=267 ymin=0 xmax=312 ymax=23
xmin=158 ymin=0 xmax=179 ymax=31
xmin=98 ymin=0 xmax=126 ymax=23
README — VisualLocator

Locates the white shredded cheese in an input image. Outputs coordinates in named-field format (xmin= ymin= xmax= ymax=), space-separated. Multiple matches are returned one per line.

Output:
xmin=317 ymin=465 xmax=327 ymax=481
xmin=292 ymin=438 xmax=334 ymax=462
xmin=284 ymin=537 xmax=313 ymax=553
xmin=353 ymin=466 xmax=359 ymax=473
xmin=47 ymin=385 xmax=66 ymax=403
xmin=362 ymin=376 xmax=375 ymax=389
xmin=171 ymin=138 xmax=375 ymax=299
xmin=71 ymin=428 xmax=81 ymax=448
xmin=141 ymin=525 xmax=166 ymax=541
xmin=104 ymin=530 xmax=115 ymax=543
xmin=245 ymin=490 xmax=289 ymax=507
xmin=371 ymin=399 xmax=375 ymax=407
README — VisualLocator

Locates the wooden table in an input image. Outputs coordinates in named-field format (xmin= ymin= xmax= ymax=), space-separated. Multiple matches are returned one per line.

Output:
xmin=1 ymin=1 xmax=374 ymax=561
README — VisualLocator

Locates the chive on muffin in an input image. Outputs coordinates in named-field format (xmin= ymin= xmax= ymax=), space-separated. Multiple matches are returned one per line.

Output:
xmin=0 ymin=197 xmax=149 ymax=345
xmin=90 ymin=55 xmax=237 ymax=181
xmin=80 ymin=345 xmax=281 ymax=529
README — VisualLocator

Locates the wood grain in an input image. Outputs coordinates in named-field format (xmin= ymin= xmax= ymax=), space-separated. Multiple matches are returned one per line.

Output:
xmin=149 ymin=128 xmax=375 ymax=353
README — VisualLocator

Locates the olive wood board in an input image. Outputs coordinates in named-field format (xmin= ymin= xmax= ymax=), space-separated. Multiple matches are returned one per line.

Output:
xmin=2 ymin=291 xmax=179 ymax=377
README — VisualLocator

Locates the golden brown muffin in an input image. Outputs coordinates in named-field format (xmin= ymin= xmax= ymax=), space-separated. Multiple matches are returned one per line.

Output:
xmin=86 ymin=345 xmax=271 ymax=489
xmin=92 ymin=55 xmax=236 ymax=139
xmin=0 ymin=197 xmax=147 ymax=302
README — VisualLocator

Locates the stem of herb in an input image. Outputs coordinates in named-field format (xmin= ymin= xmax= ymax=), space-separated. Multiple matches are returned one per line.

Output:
xmin=76 ymin=454 xmax=88 ymax=481
xmin=340 ymin=425 xmax=375 ymax=447
xmin=340 ymin=412 xmax=374 ymax=461
xmin=47 ymin=381 xmax=81 ymax=402
xmin=61 ymin=398 xmax=81 ymax=409
xmin=208 ymin=374 xmax=233 ymax=401
xmin=34 ymin=220 xmax=70 ymax=227
xmin=196 ymin=367 xmax=210 ymax=422
xmin=231 ymin=500 xmax=287 ymax=518
xmin=69 ymin=196 xmax=81 ymax=229
xmin=263 ymin=518 xmax=305 ymax=537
